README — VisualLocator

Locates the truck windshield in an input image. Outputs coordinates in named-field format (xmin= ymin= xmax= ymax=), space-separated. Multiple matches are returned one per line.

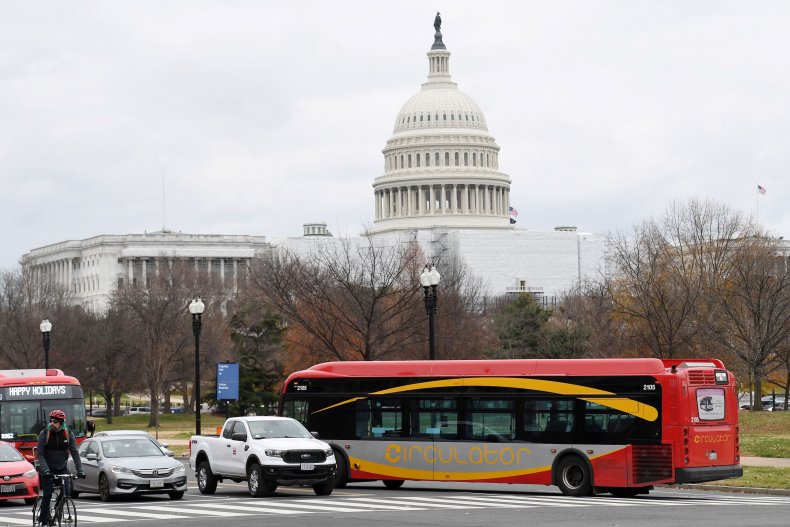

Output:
xmin=248 ymin=420 xmax=312 ymax=439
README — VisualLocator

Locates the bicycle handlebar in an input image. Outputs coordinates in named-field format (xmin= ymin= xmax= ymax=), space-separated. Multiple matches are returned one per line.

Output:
xmin=49 ymin=473 xmax=80 ymax=480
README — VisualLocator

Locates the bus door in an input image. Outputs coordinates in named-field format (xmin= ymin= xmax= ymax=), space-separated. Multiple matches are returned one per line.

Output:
xmin=409 ymin=398 xmax=458 ymax=481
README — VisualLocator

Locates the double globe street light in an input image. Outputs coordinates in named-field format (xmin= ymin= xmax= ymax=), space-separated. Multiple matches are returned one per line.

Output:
xmin=40 ymin=319 xmax=52 ymax=371
xmin=189 ymin=298 xmax=205 ymax=435
xmin=419 ymin=265 xmax=441 ymax=360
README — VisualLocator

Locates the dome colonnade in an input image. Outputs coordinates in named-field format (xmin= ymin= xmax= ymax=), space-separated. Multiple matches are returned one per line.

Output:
xmin=372 ymin=17 xmax=512 ymax=231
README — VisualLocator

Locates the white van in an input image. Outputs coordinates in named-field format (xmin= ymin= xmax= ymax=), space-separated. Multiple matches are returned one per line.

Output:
xmin=128 ymin=406 xmax=151 ymax=414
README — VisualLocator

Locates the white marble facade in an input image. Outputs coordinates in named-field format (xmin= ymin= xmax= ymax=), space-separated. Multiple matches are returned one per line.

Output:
xmin=21 ymin=232 xmax=271 ymax=312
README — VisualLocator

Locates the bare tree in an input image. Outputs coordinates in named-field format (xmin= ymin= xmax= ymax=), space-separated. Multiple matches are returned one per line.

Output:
xmin=250 ymin=233 xmax=426 ymax=363
xmin=605 ymin=198 xmax=750 ymax=358
xmin=110 ymin=261 xmax=227 ymax=426
xmin=0 ymin=266 xmax=81 ymax=369
xmin=713 ymin=234 xmax=790 ymax=409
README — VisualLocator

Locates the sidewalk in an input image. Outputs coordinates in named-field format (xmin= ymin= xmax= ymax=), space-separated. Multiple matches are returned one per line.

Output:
xmin=740 ymin=456 xmax=790 ymax=468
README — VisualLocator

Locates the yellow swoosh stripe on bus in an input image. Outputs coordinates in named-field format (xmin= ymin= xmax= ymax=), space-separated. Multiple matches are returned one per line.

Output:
xmin=311 ymin=377 xmax=659 ymax=421
xmin=348 ymin=455 xmax=553 ymax=481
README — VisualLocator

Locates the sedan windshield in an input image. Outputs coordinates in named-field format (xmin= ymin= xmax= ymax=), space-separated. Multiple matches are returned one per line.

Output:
xmin=248 ymin=420 xmax=312 ymax=439
xmin=0 ymin=443 xmax=24 ymax=462
xmin=101 ymin=438 xmax=165 ymax=458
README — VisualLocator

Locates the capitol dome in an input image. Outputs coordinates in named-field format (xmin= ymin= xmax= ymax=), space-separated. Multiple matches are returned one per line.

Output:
xmin=372 ymin=18 xmax=512 ymax=233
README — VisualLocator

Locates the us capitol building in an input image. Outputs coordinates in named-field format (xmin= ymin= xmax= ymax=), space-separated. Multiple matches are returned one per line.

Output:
xmin=22 ymin=16 xmax=605 ymax=311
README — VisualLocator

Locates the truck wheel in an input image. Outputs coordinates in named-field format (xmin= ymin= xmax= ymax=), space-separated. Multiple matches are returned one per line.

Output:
xmin=556 ymin=455 xmax=592 ymax=496
xmin=313 ymin=477 xmax=335 ymax=496
xmin=248 ymin=464 xmax=276 ymax=497
xmin=333 ymin=451 xmax=348 ymax=488
xmin=197 ymin=461 xmax=218 ymax=495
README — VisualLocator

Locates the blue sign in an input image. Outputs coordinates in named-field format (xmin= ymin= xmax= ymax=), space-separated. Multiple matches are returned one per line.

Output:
xmin=216 ymin=362 xmax=239 ymax=401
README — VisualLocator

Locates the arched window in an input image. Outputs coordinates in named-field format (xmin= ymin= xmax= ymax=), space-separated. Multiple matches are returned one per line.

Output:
xmin=427 ymin=114 xmax=431 ymax=121
xmin=420 ymin=115 xmax=423 ymax=122
xmin=408 ymin=154 xmax=412 ymax=168
xmin=486 ymin=153 xmax=490 ymax=167
xmin=464 ymin=152 xmax=468 ymax=166
xmin=416 ymin=154 xmax=420 ymax=167
xmin=445 ymin=152 xmax=450 ymax=165
xmin=425 ymin=153 xmax=430 ymax=166
xmin=465 ymin=114 xmax=469 ymax=121
xmin=400 ymin=155 xmax=404 ymax=168
xmin=443 ymin=113 xmax=447 ymax=121
xmin=473 ymin=153 xmax=477 ymax=166
xmin=435 ymin=152 xmax=439 ymax=166
xmin=435 ymin=113 xmax=439 ymax=121
xmin=407 ymin=116 xmax=410 ymax=123
xmin=454 ymin=152 xmax=459 ymax=166
xmin=451 ymin=113 xmax=454 ymax=120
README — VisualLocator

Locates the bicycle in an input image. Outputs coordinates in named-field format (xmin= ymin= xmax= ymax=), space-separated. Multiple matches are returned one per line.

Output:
xmin=32 ymin=474 xmax=78 ymax=527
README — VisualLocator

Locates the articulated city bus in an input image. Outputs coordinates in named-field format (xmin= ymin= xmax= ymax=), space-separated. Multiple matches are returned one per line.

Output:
xmin=0 ymin=370 xmax=89 ymax=460
xmin=280 ymin=358 xmax=743 ymax=497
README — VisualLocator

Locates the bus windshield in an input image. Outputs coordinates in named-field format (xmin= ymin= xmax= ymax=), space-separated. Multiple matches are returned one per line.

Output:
xmin=0 ymin=398 xmax=87 ymax=441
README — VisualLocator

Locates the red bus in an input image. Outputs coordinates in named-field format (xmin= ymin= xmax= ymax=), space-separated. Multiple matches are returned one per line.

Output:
xmin=0 ymin=369 xmax=90 ymax=460
xmin=280 ymin=358 xmax=743 ymax=496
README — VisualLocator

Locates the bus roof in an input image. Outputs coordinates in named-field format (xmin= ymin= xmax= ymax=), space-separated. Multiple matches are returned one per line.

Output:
xmin=0 ymin=369 xmax=80 ymax=386
xmin=290 ymin=359 xmax=693 ymax=379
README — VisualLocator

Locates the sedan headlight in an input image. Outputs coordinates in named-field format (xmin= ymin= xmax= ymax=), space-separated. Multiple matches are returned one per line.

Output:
xmin=324 ymin=448 xmax=334 ymax=457
xmin=173 ymin=463 xmax=186 ymax=472
xmin=264 ymin=449 xmax=285 ymax=458
xmin=110 ymin=465 xmax=134 ymax=474
xmin=23 ymin=468 xmax=38 ymax=479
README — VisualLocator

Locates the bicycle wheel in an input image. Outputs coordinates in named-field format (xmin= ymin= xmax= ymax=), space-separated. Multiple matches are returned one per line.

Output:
xmin=32 ymin=497 xmax=41 ymax=527
xmin=59 ymin=497 xmax=77 ymax=527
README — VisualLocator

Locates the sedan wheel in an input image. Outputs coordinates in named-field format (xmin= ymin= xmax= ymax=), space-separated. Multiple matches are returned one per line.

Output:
xmin=99 ymin=473 xmax=112 ymax=502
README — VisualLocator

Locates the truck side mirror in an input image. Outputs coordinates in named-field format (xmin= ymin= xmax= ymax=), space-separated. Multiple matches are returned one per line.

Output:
xmin=231 ymin=432 xmax=248 ymax=442
xmin=310 ymin=431 xmax=320 ymax=439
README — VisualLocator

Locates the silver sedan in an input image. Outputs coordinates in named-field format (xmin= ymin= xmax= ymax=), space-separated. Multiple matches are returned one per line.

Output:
xmin=68 ymin=435 xmax=187 ymax=501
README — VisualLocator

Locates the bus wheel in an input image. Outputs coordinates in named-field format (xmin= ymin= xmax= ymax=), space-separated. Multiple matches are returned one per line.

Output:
xmin=557 ymin=456 xmax=592 ymax=496
xmin=610 ymin=487 xmax=645 ymax=498
xmin=383 ymin=479 xmax=404 ymax=489
xmin=334 ymin=451 xmax=349 ymax=488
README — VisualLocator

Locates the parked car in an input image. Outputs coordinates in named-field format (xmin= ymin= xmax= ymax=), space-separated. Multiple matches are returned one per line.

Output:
xmin=68 ymin=434 xmax=186 ymax=501
xmin=93 ymin=430 xmax=175 ymax=457
xmin=128 ymin=406 xmax=151 ymax=415
xmin=762 ymin=396 xmax=787 ymax=411
xmin=189 ymin=416 xmax=336 ymax=497
xmin=0 ymin=441 xmax=38 ymax=505
xmin=169 ymin=406 xmax=185 ymax=414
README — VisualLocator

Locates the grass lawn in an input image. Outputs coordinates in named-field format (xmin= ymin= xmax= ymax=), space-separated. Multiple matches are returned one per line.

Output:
xmin=706 ymin=466 xmax=790 ymax=490
xmin=737 ymin=411 xmax=790 ymax=458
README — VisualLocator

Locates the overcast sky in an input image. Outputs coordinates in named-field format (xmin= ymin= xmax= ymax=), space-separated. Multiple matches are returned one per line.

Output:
xmin=2 ymin=1 xmax=789 ymax=270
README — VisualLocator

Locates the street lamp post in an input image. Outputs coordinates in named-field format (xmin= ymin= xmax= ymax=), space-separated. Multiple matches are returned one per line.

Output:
xmin=39 ymin=319 xmax=52 ymax=371
xmin=419 ymin=265 xmax=441 ymax=360
xmin=189 ymin=298 xmax=205 ymax=436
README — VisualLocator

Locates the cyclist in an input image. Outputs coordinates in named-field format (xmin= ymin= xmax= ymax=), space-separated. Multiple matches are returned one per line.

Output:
xmin=36 ymin=409 xmax=85 ymax=527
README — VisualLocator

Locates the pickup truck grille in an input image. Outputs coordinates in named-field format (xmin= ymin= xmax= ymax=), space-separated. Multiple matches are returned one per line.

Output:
xmin=283 ymin=450 xmax=326 ymax=464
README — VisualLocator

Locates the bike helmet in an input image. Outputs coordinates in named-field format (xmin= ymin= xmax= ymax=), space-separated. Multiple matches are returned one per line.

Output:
xmin=49 ymin=409 xmax=67 ymax=422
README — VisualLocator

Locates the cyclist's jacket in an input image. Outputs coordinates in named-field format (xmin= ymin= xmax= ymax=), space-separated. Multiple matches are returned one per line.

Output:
xmin=36 ymin=426 xmax=83 ymax=474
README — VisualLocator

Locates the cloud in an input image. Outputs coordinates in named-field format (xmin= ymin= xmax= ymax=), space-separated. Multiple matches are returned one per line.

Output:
xmin=2 ymin=1 xmax=790 ymax=269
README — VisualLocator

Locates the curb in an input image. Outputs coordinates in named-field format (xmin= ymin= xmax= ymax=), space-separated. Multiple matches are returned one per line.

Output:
xmin=664 ymin=484 xmax=790 ymax=497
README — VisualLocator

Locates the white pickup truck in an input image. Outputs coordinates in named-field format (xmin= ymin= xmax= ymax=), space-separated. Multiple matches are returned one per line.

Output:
xmin=189 ymin=416 xmax=336 ymax=497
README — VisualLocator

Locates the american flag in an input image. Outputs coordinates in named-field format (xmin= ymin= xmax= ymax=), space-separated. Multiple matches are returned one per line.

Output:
xmin=508 ymin=206 xmax=519 ymax=217
xmin=758 ymin=185 xmax=767 ymax=195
